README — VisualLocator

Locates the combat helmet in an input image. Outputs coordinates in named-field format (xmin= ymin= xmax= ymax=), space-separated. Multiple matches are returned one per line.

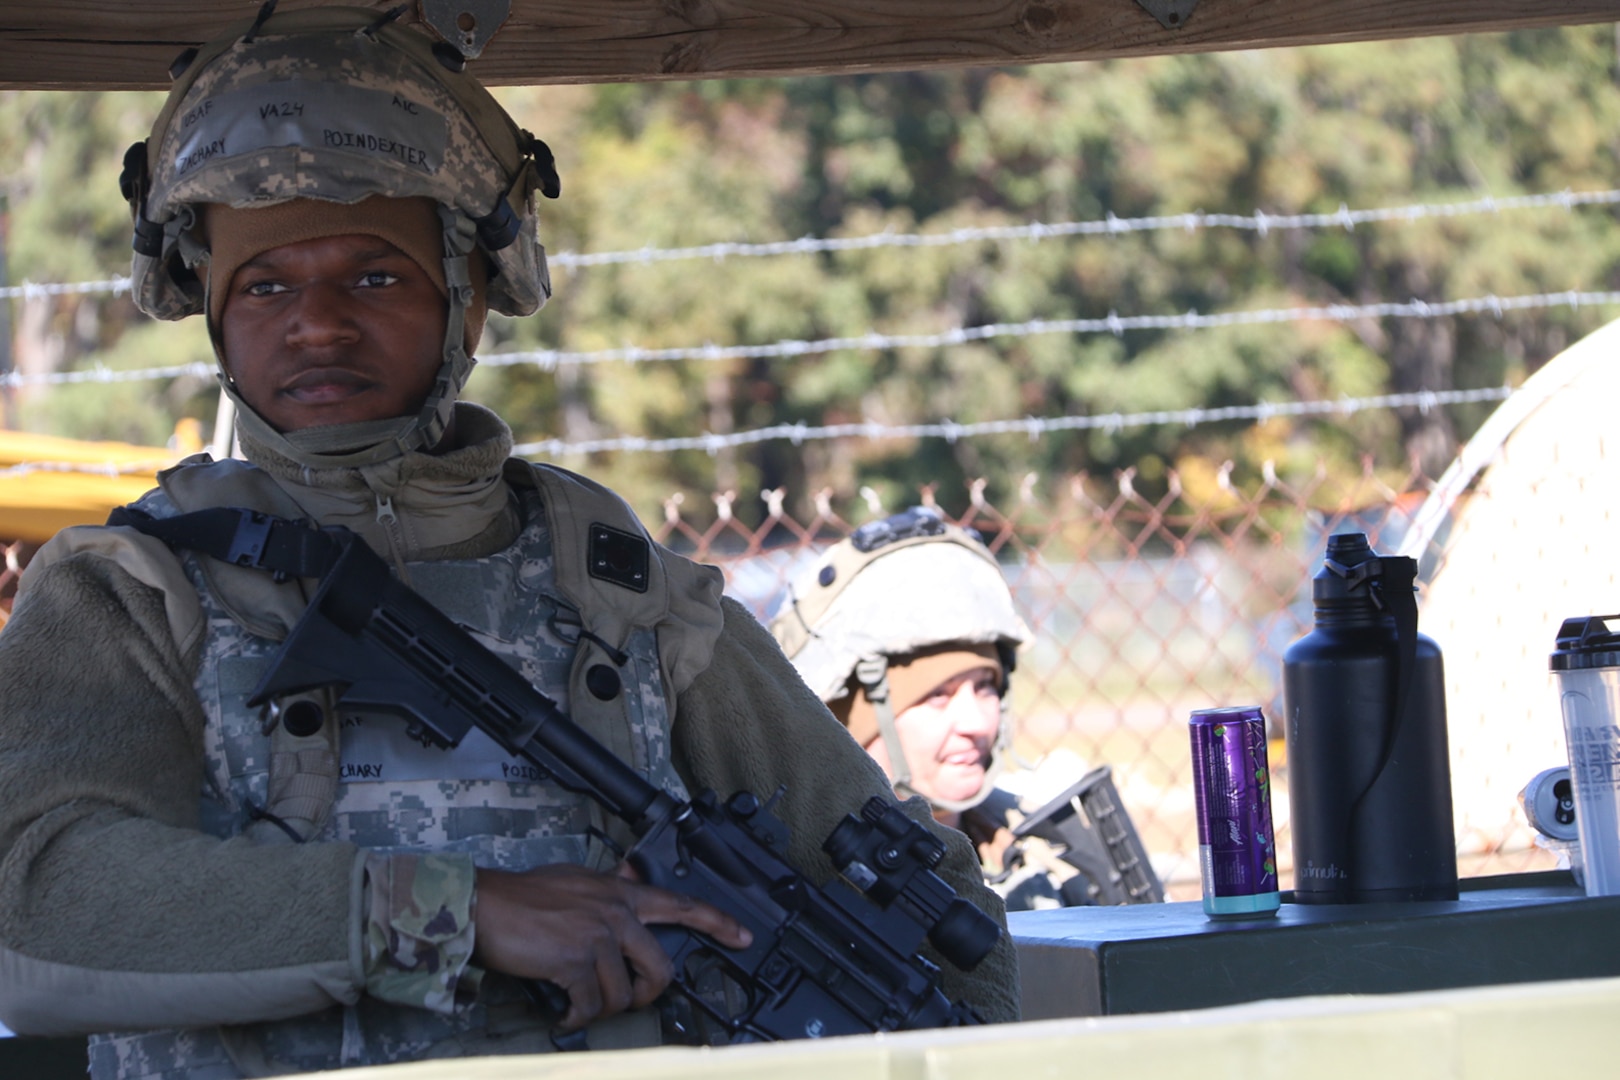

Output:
xmin=118 ymin=2 xmax=559 ymax=464
xmin=771 ymin=506 xmax=1030 ymax=812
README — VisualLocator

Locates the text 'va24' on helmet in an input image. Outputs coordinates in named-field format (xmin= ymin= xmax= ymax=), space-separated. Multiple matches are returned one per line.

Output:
xmin=770 ymin=506 xmax=1030 ymax=812
xmin=118 ymin=2 xmax=559 ymax=460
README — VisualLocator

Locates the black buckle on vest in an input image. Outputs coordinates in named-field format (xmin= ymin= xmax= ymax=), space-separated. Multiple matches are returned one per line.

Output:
xmin=109 ymin=505 xmax=343 ymax=582
xmin=227 ymin=511 xmax=274 ymax=567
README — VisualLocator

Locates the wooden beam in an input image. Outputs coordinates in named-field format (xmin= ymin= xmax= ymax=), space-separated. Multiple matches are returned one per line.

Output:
xmin=0 ymin=1 xmax=1614 ymax=91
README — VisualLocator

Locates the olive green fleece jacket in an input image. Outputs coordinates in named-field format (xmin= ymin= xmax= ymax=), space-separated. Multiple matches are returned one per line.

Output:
xmin=0 ymin=406 xmax=1019 ymax=1039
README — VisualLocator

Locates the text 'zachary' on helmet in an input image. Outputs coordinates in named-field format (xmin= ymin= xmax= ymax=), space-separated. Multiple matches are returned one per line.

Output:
xmin=120 ymin=4 xmax=558 ymax=324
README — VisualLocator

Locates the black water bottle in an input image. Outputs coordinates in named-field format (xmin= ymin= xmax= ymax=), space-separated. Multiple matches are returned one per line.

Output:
xmin=1282 ymin=532 xmax=1458 ymax=903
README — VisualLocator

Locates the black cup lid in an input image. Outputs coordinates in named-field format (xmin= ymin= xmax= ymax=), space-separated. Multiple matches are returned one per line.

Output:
xmin=1550 ymin=614 xmax=1620 ymax=671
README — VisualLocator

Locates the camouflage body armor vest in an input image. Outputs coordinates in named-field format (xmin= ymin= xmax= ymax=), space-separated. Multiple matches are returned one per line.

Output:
xmin=88 ymin=479 xmax=690 ymax=1078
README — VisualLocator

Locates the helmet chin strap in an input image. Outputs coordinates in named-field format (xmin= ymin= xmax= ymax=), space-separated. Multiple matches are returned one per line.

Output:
xmin=206 ymin=207 xmax=479 ymax=471
xmin=854 ymin=655 xmax=916 ymax=799
xmin=853 ymin=654 xmax=1006 ymax=815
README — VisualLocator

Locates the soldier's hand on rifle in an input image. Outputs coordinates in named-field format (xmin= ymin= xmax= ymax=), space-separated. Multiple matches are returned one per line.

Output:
xmin=472 ymin=863 xmax=752 ymax=1030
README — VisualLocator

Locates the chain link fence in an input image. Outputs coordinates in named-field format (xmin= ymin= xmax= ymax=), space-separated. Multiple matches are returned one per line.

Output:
xmin=651 ymin=464 xmax=1556 ymax=899
xmin=0 ymin=541 xmax=33 ymax=631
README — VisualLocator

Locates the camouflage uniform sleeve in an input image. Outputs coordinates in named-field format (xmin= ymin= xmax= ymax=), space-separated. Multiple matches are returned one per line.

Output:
xmin=361 ymin=852 xmax=483 ymax=1014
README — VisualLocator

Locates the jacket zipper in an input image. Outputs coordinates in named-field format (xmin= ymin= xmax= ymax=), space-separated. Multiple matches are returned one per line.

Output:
xmin=374 ymin=494 xmax=414 ymax=584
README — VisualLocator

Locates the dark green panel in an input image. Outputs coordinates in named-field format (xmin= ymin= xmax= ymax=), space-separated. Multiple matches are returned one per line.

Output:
xmin=0 ymin=1036 xmax=85 ymax=1080
xmin=1012 ymin=871 xmax=1620 ymax=1018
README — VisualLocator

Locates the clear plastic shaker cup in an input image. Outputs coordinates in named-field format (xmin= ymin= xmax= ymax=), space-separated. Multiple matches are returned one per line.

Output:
xmin=1549 ymin=615 xmax=1620 ymax=896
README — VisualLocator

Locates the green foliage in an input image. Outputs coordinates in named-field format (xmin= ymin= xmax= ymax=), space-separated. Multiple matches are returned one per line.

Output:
xmin=5 ymin=28 xmax=1620 ymax=526
xmin=0 ymin=90 xmax=158 ymax=282
xmin=32 ymin=316 xmax=216 ymax=445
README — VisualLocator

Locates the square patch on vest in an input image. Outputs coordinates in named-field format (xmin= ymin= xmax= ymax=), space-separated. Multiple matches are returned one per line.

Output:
xmin=588 ymin=523 xmax=650 ymax=593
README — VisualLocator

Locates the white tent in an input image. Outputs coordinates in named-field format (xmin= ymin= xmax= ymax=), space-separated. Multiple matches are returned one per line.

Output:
xmin=1401 ymin=317 xmax=1620 ymax=857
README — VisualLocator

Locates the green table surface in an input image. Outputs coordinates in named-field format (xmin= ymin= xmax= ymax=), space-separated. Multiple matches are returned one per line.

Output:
xmin=1009 ymin=870 xmax=1620 ymax=1019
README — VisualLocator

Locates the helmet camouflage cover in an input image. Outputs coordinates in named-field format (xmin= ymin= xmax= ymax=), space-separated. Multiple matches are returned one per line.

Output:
xmin=123 ymin=4 xmax=555 ymax=323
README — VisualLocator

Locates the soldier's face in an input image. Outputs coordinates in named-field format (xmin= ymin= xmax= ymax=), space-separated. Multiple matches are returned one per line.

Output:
xmin=219 ymin=233 xmax=447 ymax=432
xmin=865 ymin=666 xmax=1001 ymax=805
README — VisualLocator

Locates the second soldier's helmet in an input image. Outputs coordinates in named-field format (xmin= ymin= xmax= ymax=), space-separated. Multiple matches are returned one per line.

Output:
xmin=770 ymin=506 xmax=1030 ymax=811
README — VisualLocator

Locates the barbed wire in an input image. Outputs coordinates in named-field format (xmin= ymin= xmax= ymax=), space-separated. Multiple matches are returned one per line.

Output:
xmin=4 ymin=187 xmax=1618 ymax=301
xmin=513 ymin=386 xmax=1515 ymax=458
xmin=0 ymin=277 xmax=132 ymax=301
xmin=479 ymin=288 xmax=1620 ymax=371
xmin=1 ymin=385 xmax=1513 ymax=475
xmin=5 ymin=287 xmax=1614 ymax=389
xmin=546 ymin=188 xmax=1620 ymax=268
xmin=0 ymin=361 xmax=214 ymax=388
xmin=0 ymin=457 xmax=177 ymax=478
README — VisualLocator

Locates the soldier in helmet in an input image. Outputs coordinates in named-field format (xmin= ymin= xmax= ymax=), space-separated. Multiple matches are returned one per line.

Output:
xmin=771 ymin=506 xmax=1164 ymax=911
xmin=0 ymin=7 xmax=1017 ymax=1076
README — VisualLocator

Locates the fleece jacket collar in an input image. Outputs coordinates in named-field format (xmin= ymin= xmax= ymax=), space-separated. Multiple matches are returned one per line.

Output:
xmin=237 ymin=402 xmax=518 ymax=562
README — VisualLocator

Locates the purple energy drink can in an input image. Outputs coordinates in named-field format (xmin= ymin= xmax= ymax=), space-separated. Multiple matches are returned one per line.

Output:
xmin=1189 ymin=706 xmax=1281 ymax=917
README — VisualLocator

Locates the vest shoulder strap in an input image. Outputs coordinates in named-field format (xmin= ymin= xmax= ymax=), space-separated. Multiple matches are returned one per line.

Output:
xmin=156 ymin=455 xmax=320 ymax=641
xmin=508 ymin=459 xmax=725 ymax=698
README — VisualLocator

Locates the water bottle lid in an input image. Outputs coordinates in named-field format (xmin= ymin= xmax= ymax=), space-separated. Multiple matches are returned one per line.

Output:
xmin=1313 ymin=532 xmax=1417 ymax=606
xmin=1313 ymin=532 xmax=1375 ymax=602
xmin=1549 ymin=614 xmax=1620 ymax=671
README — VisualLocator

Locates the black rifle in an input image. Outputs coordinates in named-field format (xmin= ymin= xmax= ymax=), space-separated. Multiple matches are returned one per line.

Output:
xmin=1008 ymin=766 xmax=1164 ymax=906
xmin=241 ymin=523 xmax=999 ymax=1043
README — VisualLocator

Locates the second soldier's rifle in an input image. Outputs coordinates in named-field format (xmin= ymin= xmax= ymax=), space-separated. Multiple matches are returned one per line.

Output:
xmin=188 ymin=514 xmax=1002 ymax=1043
xmin=1008 ymin=766 xmax=1164 ymax=906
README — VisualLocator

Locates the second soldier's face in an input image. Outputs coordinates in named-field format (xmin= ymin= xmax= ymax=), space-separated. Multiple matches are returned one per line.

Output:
xmin=866 ymin=665 xmax=1002 ymax=805
xmin=219 ymin=233 xmax=448 ymax=432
